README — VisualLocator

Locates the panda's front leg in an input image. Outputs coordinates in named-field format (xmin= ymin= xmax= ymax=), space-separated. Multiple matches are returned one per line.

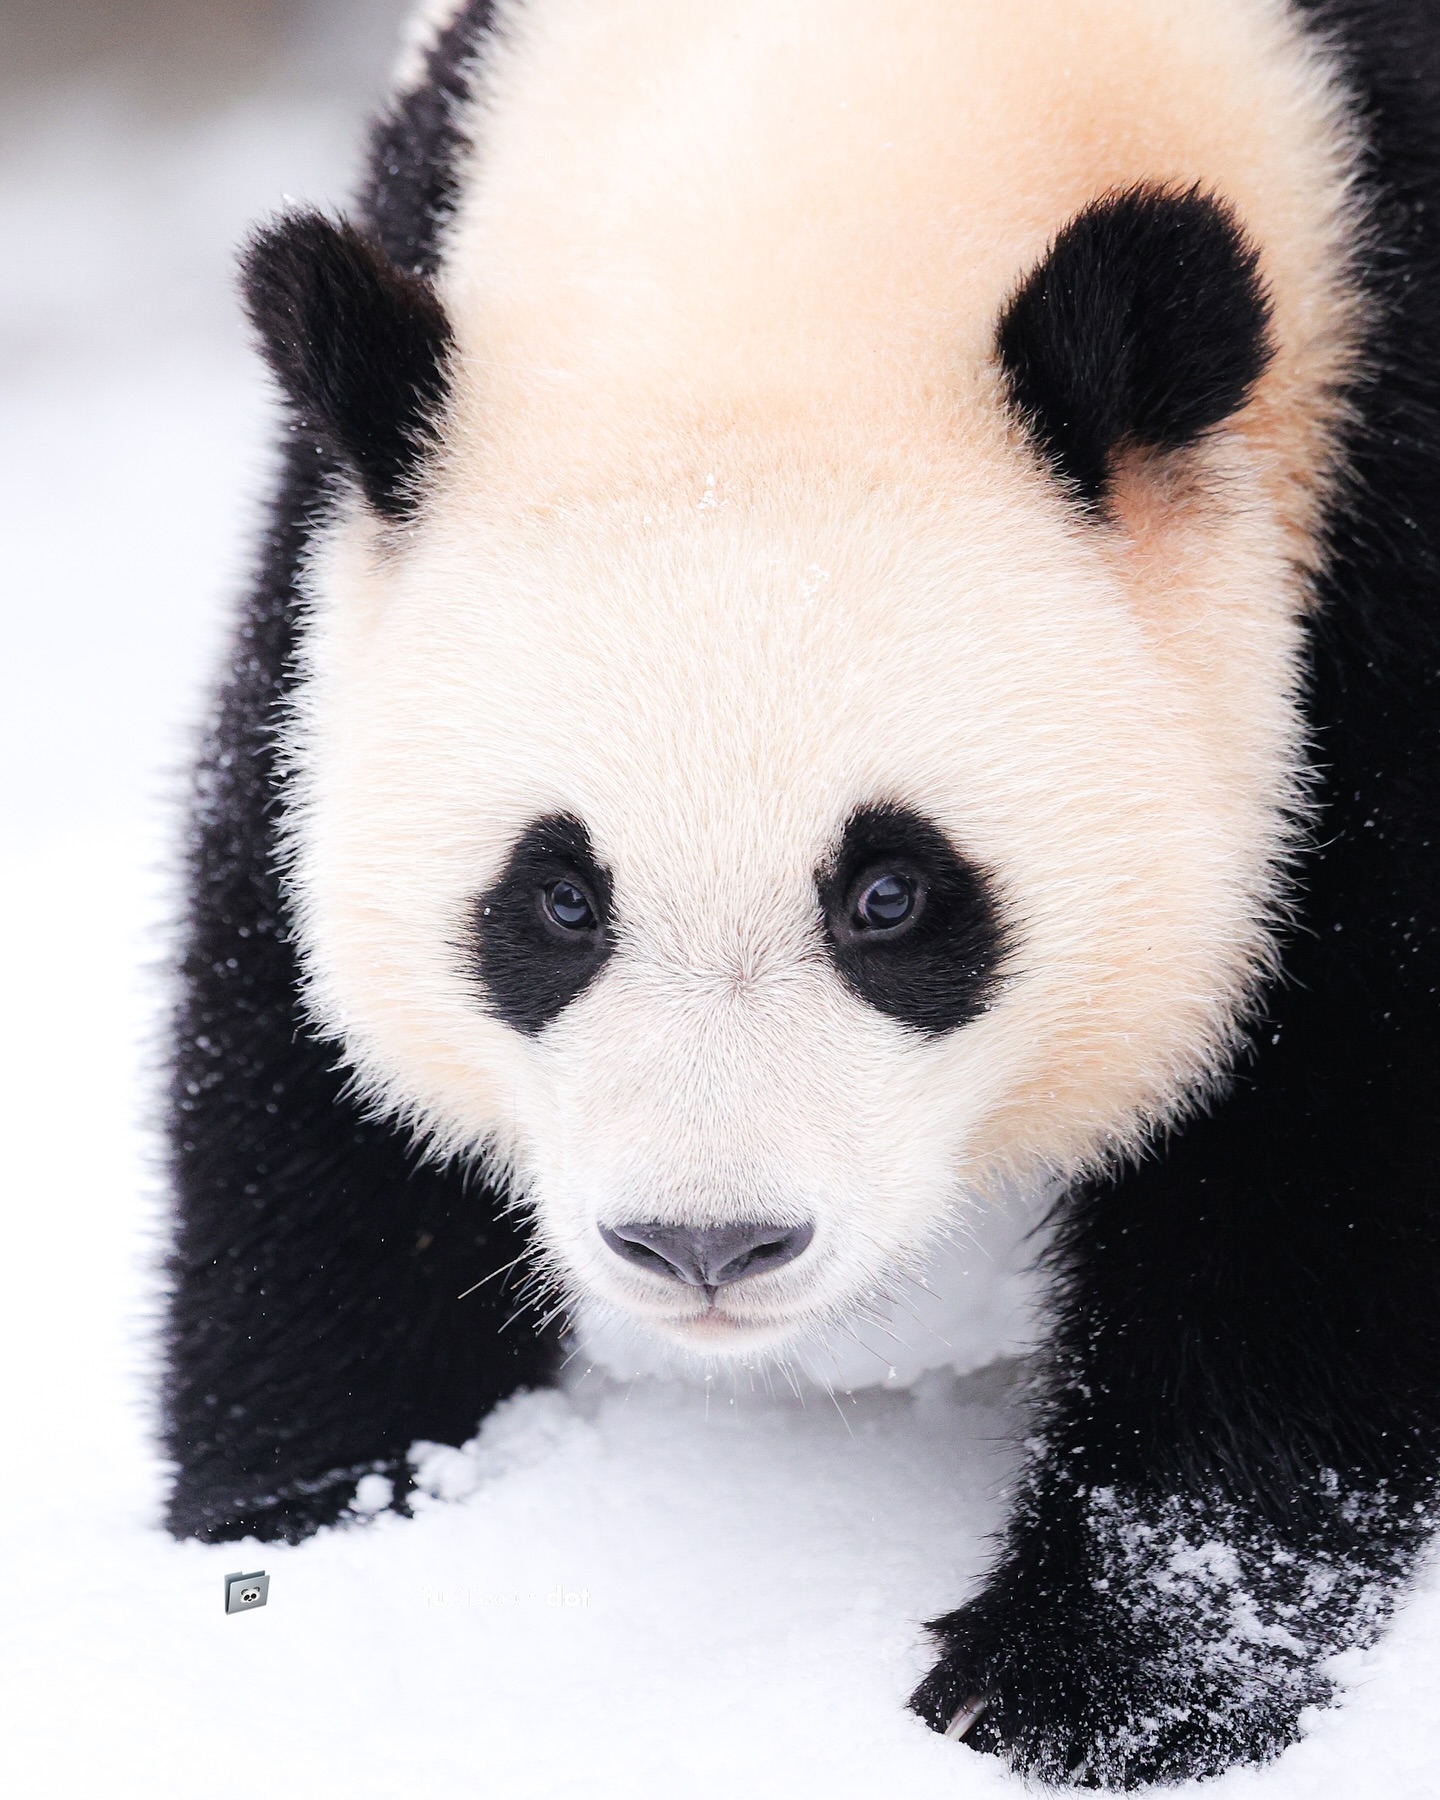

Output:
xmin=910 ymin=1089 xmax=1440 ymax=1788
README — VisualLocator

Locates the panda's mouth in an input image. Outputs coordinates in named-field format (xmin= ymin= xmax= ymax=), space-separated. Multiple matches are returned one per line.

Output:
xmin=647 ymin=1299 xmax=811 ymax=1353
xmin=605 ymin=1272 xmax=827 ymax=1355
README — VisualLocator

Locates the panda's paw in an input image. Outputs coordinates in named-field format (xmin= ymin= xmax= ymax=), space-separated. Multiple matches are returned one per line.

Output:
xmin=909 ymin=1579 xmax=1330 ymax=1790
xmin=166 ymin=1456 xmax=404 ymax=1544
xmin=910 ymin=1594 xmax=1317 ymax=1789
xmin=910 ymin=1586 xmax=1135 ymax=1787
xmin=906 ymin=1480 xmax=1409 ymax=1789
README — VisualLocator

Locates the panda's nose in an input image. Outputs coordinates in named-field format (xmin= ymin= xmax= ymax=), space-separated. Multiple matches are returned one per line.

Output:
xmin=599 ymin=1219 xmax=814 ymax=1288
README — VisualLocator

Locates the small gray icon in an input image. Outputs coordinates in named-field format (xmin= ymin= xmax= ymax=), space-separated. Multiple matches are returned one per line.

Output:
xmin=225 ymin=1570 xmax=269 ymax=1614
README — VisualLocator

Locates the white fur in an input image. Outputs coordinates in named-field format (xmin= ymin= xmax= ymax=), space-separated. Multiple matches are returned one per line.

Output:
xmin=283 ymin=0 xmax=1365 ymax=1356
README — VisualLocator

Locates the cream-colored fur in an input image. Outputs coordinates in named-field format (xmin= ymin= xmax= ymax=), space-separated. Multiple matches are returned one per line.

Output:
xmin=284 ymin=0 xmax=1365 ymax=1354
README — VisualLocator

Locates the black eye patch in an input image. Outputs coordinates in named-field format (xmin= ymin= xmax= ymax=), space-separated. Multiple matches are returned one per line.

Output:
xmin=816 ymin=805 xmax=1007 ymax=1035
xmin=468 ymin=815 xmax=614 ymax=1035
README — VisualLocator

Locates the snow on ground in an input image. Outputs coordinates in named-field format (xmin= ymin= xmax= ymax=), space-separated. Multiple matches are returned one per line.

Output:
xmin=4 ymin=59 xmax=1440 ymax=1800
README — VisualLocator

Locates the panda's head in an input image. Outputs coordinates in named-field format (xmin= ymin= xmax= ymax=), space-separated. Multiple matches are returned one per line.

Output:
xmin=248 ymin=183 xmax=1329 ymax=1357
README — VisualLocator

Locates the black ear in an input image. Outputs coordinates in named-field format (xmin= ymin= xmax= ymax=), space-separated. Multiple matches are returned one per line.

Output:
xmin=241 ymin=209 xmax=454 ymax=521
xmin=996 ymin=184 xmax=1274 ymax=507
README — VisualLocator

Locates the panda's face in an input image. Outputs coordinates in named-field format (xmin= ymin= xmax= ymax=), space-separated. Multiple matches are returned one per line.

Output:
xmin=288 ymin=432 xmax=1307 ymax=1355
xmin=241 ymin=0 xmax=1357 ymax=1360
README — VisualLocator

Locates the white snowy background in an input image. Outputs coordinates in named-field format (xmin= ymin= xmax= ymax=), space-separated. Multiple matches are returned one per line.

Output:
xmin=4 ymin=4 xmax=1440 ymax=1794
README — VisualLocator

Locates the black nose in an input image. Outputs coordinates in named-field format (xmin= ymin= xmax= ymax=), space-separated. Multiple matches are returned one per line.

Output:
xmin=599 ymin=1220 xmax=814 ymax=1288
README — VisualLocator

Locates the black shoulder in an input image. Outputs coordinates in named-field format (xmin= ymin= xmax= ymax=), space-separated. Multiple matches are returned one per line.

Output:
xmin=360 ymin=0 xmax=495 ymax=278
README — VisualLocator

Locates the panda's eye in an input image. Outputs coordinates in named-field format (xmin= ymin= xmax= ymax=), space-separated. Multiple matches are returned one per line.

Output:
xmin=853 ymin=871 xmax=920 ymax=933
xmin=817 ymin=806 xmax=1003 ymax=1035
xmin=543 ymin=879 xmax=598 ymax=932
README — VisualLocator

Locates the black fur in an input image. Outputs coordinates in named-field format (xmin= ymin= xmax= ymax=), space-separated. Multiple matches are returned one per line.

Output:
xmin=914 ymin=3 xmax=1440 ymax=1784
xmin=241 ymin=210 xmax=453 ymax=521
xmin=816 ymin=805 xmax=1006 ymax=1036
xmin=997 ymin=184 xmax=1274 ymax=505
xmin=163 ymin=6 xmax=553 ymax=1545
xmin=469 ymin=815 xmax=616 ymax=1035
xmin=360 ymin=0 xmax=493 ymax=279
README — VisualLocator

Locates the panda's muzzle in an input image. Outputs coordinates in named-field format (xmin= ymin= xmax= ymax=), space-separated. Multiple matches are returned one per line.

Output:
xmin=598 ymin=1220 xmax=814 ymax=1293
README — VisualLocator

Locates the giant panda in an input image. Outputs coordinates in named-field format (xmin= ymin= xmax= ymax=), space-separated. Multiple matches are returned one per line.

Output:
xmin=164 ymin=0 xmax=1440 ymax=1787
